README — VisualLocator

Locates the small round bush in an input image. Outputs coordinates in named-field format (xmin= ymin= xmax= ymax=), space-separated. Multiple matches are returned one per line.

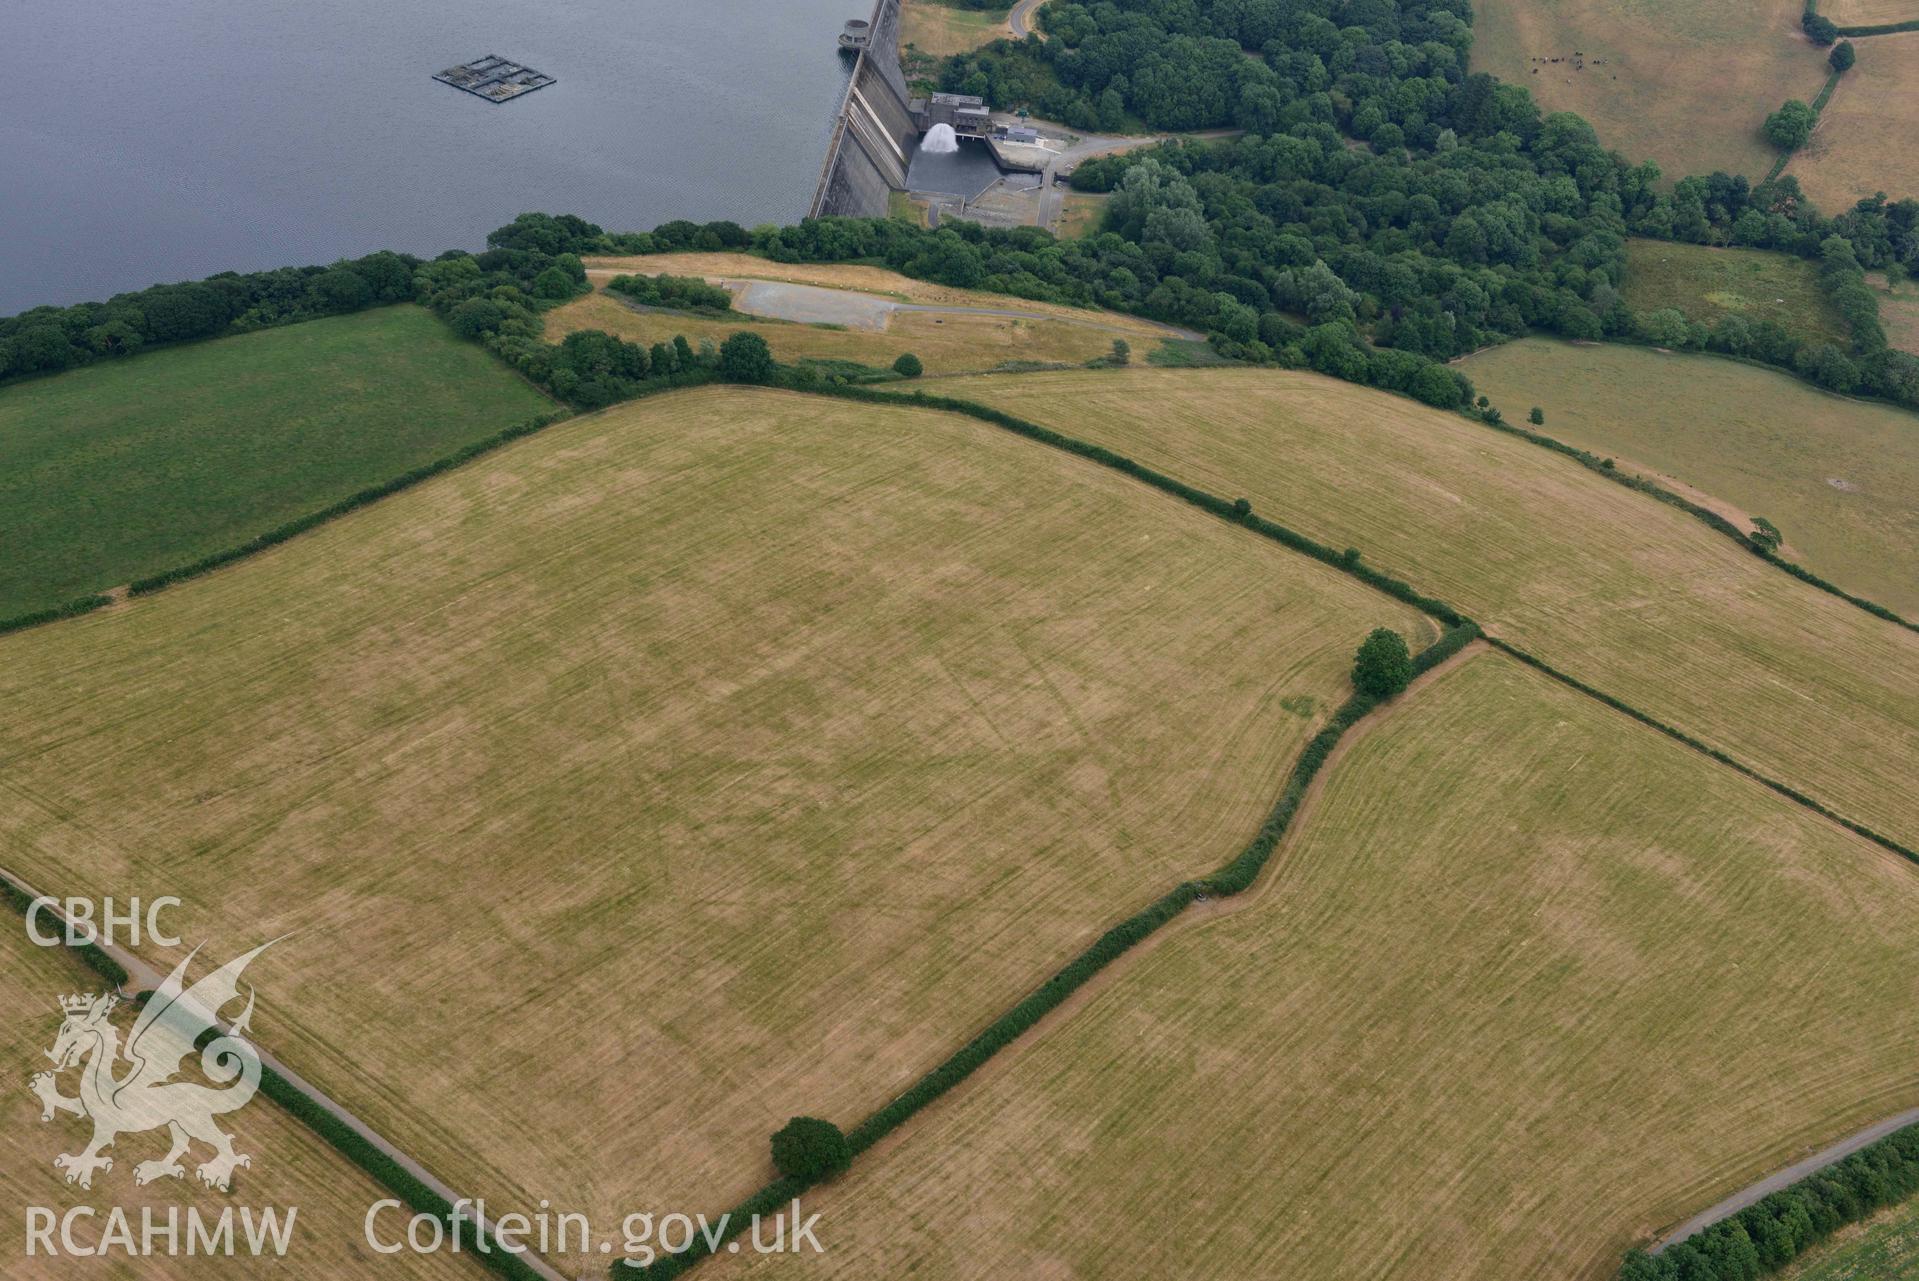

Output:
xmin=771 ymin=1117 xmax=850 ymax=1184
xmin=892 ymin=352 xmax=924 ymax=378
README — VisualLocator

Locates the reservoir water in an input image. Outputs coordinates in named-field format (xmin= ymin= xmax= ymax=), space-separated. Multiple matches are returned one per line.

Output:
xmin=1 ymin=0 xmax=858 ymax=314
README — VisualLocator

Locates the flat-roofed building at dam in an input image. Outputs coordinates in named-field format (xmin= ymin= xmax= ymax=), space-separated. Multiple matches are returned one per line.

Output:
xmin=911 ymin=92 xmax=991 ymax=137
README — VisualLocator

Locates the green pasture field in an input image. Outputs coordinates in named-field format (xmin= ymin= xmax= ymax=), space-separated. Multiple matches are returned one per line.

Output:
xmin=0 ymin=305 xmax=555 ymax=621
xmin=1620 ymin=239 xmax=1849 ymax=347
xmin=1461 ymin=338 xmax=1919 ymax=616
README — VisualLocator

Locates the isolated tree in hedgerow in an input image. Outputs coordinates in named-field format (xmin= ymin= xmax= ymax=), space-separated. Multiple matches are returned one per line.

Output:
xmin=717 ymin=331 xmax=775 ymax=383
xmin=1764 ymin=100 xmax=1817 ymax=152
xmin=1830 ymin=40 xmax=1856 ymax=74
xmin=1352 ymin=628 xmax=1414 ymax=701
xmin=1803 ymin=11 xmax=1839 ymax=45
xmin=1528 ymin=406 xmax=1545 ymax=426
xmin=770 ymin=1117 xmax=850 ymax=1184
xmin=892 ymin=352 xmax=923 ymax=378
xmin=1111 ymin=338 xmax=1131 ymax=365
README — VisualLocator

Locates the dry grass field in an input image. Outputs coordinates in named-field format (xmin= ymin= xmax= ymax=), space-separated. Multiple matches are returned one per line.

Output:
xmin=1790 ymin=32 xmax=1919 ymax=215
xmin=899 ymin=0 xmax=1009 ymax=56
xmin=1823 ymin=0 xmax=1919 ymax=25
xmin=712 ymin=654 xmax=1919 ymax=1281
xmin=547 ymin=287 xmax=1127 ymax=377
xmin=0 ymin=387 xmax=1431 ymax=1265
xmin=1470 ymin=0 xmax=1828 ymax=182
xmin=0 ymin=928 xmax=480 ymax=1277
xmin=946 ymin=367 xmax=1919 ymax=851
xmin=1461 ymin=338 xmax=1919 ymax=616
xmin=1620 ymin=239 xmax=1849 ymax=346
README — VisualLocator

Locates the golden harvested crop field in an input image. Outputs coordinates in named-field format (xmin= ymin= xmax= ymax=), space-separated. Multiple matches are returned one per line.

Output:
xmin=0 ymin=928 xmax=479 ymax=1279
xmin=712 ymin=654 xmax=1919 ymax=1281
xmin=0 ymin=387 xmax=1431 ymax=1264
xmin=1790 ymin=32 xmax=1919 ymax=215
xmin=1461 ymin=338 xmax=1919 ymax=616
xmin=546 ymin=286 xmax=1128 ymax=376
xmin=1470 ymin=0 xmax=1828 ymax=182
xmin=946 ymin=367 xmax=1919 ymax=850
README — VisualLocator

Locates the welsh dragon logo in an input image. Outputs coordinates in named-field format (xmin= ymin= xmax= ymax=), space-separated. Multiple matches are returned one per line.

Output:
xmin=29 ymin=941 xmax=275 ymax=1192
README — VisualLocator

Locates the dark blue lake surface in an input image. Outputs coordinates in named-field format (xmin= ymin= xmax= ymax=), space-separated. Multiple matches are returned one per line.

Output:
xmin=1 ymin=0 xmax=857 ymax=313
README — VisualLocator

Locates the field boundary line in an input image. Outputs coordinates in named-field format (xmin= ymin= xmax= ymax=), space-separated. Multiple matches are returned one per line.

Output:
xmin=1482 ymin=639 xmax=1919 ymax=866
xmin=620 ymin=604 xmax=1480 ymax=1276
xmin=0 ymin=866 xmax=558 ymax=1281
xmin=786 ymin=641 xmax=1497 ymax=1194
xmin=815 ymin=385 xmax=1916 ymax=857
xmin=1465 ymin=387 xmax=1917 ymax=635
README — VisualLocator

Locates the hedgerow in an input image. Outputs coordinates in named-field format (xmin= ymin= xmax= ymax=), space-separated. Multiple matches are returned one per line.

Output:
xmin=257 ymin=1066 xmax=544 ymax=1281
xmin=0 ymin=871 xmax=537 ymax=1277
xmin=0 ymin=251 xmax=422 ymax=388
xmin=0 ymin=593 xmax=115 ymax=640
xmin=1619 ymin=1120 xmax=1919 ymax=1279
xmin=124 ymin=410 xmax=571 ymax=596
xmin=1472 ymin=409 xmax=1917 ymax=635
xmin=625 ymin=615 xmax=1480 ymax=1278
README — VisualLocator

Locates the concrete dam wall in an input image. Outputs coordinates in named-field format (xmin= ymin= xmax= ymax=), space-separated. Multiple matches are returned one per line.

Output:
xmin=810 ymin=0 xmax=916 ymax=218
